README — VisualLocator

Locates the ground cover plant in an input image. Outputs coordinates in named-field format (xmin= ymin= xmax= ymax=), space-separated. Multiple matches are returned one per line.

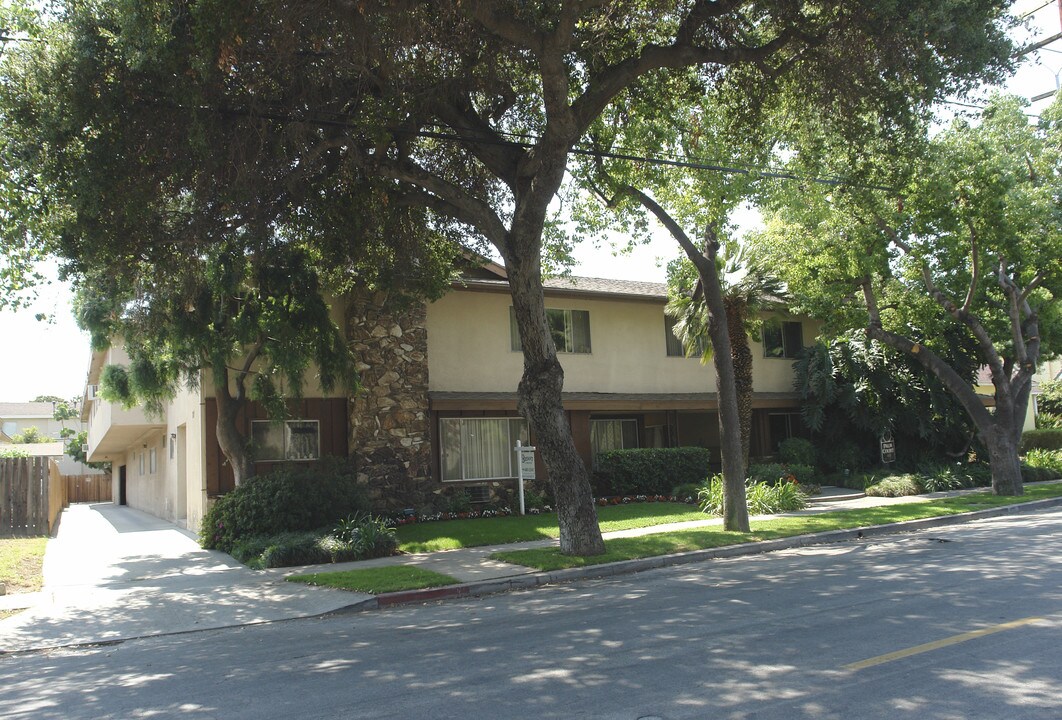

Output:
xmin=698 ymin=476 xmax=808 ymax=515
xmin=287 ymin=566 xmax=460 ymax=594
xmin=492 ymin=482 xmax=1062 ymax=571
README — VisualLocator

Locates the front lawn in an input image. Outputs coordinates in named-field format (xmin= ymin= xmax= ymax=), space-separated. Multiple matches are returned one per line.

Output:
xmin=0 ymin=537 xmax=48 ymax=594
xmin=288 ymin=565 xmax=460 ymax=594
xmin=395 ymin=502 xmax=705 ymax=553
xmin=492 ymin=483 xmax=1062 ymax=571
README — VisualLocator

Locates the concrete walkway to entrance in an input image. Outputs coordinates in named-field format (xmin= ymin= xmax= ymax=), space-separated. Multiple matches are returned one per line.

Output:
xmin=0 ymin=504 xmax=370 ymax=653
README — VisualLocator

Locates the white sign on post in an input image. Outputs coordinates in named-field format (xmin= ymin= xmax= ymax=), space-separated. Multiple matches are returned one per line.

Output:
xmin=520 ymin=449 xmax=536 ymax=480
xmin=515 ymin=440 xmax=536 ymax=515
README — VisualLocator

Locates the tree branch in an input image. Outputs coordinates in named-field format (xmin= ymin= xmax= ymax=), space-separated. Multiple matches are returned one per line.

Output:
xmin=371 ymin=155 xmax=509 ymax=245
xmin=876 ymin=216 xmax=1007 ymax=388
xmin=861 ymin=278 xmax=994 ymax=431
xmin=961 ymin=217 xmax=979 ymax=315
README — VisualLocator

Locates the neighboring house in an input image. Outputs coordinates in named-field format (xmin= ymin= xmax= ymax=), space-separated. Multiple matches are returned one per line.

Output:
xmin=0 ymin=402 xmax=106 ymax=476
xmin=974 ymin=367 xmax=1040 ymax=432
xmin=0 ymin=401 xmax=71 ymax=442
xmin=84 ymin=264 xmax=817 ymax=532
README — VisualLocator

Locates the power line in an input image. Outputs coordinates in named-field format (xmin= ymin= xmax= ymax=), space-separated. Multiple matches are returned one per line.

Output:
xmin=200 ymin=101 xmax=894 ymax=192
xmin=1019 ymin=0 xmax=1056 ymax=20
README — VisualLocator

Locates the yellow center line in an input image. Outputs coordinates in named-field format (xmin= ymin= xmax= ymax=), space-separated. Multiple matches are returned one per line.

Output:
xmin=844 ymin=616 xmax=1045 ymax=671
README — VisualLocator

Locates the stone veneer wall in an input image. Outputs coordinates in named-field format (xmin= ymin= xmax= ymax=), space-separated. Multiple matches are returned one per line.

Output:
xmin=347 ymin=291 xmax=434 ymax=510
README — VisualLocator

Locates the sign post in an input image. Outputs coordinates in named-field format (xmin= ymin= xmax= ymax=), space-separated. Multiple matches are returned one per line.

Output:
xmin=515 ymin=440 xmax=536 ymax=515
xmin=880 ymin=432 xmax=896 ymax=464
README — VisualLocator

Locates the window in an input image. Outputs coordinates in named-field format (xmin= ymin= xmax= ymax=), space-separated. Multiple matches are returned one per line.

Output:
xmin=251 ymin=420 xmax=320 ymax=461
xmin=511 ymin=307 xmax=591 ymax=353
xmin=440 ymin=417 xmax=529 ymax=481
xmin=139 ymin=452 xmax=145 ymax=475
xmin=149 ymin=448 xmax=157 ymax=474
xmin=590 ymin=418 xmax=639 ymax=466
xmin=762 ymin=321 xmax=804 ymax=358
xmin=768 ymin=413 xmax=808 ymax=451
xmin=665 ymin=314 xmax=708 ymax=357
xmin=1 ymin=421 xmax=15 ymax=436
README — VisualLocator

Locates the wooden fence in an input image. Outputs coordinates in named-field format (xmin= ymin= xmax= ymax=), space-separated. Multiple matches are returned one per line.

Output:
xmin=1 ymin=457 xmax=68 ymax=537
xmin=65 ymin=473 xmax=112 ymax=504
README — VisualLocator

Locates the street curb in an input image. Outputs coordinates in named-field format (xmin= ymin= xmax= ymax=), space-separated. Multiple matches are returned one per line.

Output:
xmin=333 ymin=495 xmax=1062 ymax=614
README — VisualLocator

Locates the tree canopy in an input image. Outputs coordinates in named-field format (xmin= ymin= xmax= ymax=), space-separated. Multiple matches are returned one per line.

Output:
xmin=755 ymin=95 xmax=1062 ymax=493
xmin=1 ymin=0 xmax=1018 ymax=552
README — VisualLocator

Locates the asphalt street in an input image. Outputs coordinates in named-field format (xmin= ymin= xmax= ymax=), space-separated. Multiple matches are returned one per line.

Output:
xmin=1 ymin=508 xmax=1059 ymax=720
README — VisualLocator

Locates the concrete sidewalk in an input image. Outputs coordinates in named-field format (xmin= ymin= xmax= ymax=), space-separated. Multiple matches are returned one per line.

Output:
xmin=3 ymin=485 xmax=1060 ymax=653
xmin=0 ymin=504 xmax=370 ymax=653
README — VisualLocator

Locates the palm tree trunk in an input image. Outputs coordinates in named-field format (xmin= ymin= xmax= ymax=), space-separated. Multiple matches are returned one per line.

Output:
xmin=725 ymin=297 xmax=754 ymax=468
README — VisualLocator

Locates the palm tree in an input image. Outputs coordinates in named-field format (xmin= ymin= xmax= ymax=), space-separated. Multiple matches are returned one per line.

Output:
xmin=666 ymin=239 xmax=784 ymax=468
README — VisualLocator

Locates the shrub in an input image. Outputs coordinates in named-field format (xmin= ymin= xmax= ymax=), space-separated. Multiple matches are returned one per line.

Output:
xmin=1020 ymin=464 xmax=1061 ymax=483
xmin=1022 ymin=449 xmax=1062 ymax=474
xmin=595 ymin=447 xmax=712 ymax=496
xmin=917 ymin=463 xmax=981 ymax=493
xmin=200 ymin=456 xmax=368 ymax=552
xmin=1038 ymin=380 xmax=1062 ymax=416
xmin=865 ymin=474 xmax=923 ymax=497
xmin=818 ymin=440 xmax=866 ymax=473
xmin=696 ymin=476 xmax=724 ymax=515
xmin=778 ymin=437 xmax=817 ymax=467
xmin=1020 ymin=429 xmax=1062 ymax=452
xmin=0 ymin=447 xmax=29 ymax=458
xmin=697 ymin=475 xmax=808 ymax=516
xmin=447 ymin=491 xmax=472 ymax=514
xmin=748 ymin=462 xmax=817 ymax=486
xmin=1036 ymin=412 xmax=1062 ymax=429
xmin=235 ymin=515 xmax=398 ymax=569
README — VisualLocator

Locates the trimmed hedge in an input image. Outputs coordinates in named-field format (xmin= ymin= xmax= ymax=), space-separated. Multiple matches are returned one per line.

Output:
xmin=1020 ymin=429 xmax=1062 ymax=452
xmin=200 ymin=456 xmax=369 ymax=553
xmin=595 ymin=447 xmax=712 ymax=496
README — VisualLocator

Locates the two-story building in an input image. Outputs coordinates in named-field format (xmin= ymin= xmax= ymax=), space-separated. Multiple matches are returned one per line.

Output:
xmin=83 ymin=263 xmax=816 ymax=531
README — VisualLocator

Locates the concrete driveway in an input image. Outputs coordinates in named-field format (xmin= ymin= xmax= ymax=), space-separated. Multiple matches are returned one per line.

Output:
xmin=0 ymin=503 xmax=369 ymax=653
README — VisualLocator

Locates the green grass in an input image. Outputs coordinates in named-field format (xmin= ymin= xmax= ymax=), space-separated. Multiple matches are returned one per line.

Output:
xmin=395 ymin=502 xmax=705 ymax=552
xmin=492 ymin=483 xmax=1062 ymax=571
xmin=287 ymin=565 xmax=460 ymax=594
xmin=0 ymin=537 xmax=48 ymax=594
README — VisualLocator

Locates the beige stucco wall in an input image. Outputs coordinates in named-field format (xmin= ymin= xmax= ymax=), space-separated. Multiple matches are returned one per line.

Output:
xmin=426 ymin=289 xmax=813 ymax=395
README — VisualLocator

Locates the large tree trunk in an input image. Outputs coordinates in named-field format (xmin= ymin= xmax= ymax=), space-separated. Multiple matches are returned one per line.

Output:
xmin=214 ymin=381 xmax=254 ymax=487
xmin=725 ymin=297 xmax=754 ymax=468
xmin=863 ymin=315 xmax=1029 ymax=497
xmin=984 ymin=427 xmax=1023 ymax=496
xmin=507 ymin=256 xmax=606 ymax=556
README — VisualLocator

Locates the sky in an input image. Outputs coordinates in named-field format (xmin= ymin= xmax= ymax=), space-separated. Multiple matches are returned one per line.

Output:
xmin=0 ymin=0 xmax=1058 ymax=404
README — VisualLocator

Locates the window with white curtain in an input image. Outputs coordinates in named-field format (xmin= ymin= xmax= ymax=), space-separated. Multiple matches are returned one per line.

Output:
xmin=590 ymin=418 xmax=639 ymax=466
xmin=440 ymin=417 xmax=529 ymax=481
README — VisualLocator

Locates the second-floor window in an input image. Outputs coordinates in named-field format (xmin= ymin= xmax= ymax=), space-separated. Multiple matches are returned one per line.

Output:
xmin=664 ymin=314 xmax=708 ymax=357
xmin=762 ymin=321 xmax=804 ymax=359
xmin=510 ymin=307 xmax=591 ymax=354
